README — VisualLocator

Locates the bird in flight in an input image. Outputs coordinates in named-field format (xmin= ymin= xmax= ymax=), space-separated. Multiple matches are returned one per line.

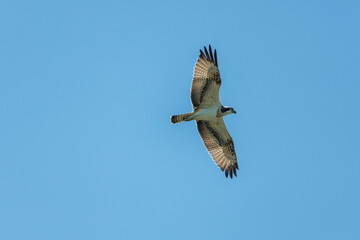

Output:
xmin=171 ymin=45 xmax=238 ymax=178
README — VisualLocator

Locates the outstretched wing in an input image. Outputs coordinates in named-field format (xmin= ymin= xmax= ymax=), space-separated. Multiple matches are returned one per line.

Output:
xmin=191 ymin=45 xmax=221 ymax=109
xmin=196 ymin=119 xmax=238 ymax=178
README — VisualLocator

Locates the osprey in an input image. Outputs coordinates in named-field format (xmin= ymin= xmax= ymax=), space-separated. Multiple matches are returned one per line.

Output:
xmin=171 ymin=45 xmax=238 ymax=178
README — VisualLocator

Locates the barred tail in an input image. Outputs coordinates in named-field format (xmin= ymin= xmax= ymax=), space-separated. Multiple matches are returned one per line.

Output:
xmin=170 ymin=113 xmax=194 ymax=124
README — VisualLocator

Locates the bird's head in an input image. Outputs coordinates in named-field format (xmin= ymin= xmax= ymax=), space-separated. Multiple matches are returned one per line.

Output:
xmin=220 ymin=106 xmax=236 ymax=116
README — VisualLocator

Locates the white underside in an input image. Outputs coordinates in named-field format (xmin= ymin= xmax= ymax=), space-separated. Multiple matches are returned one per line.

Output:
xmin=192 ymin=105 xmax=220 ymax=121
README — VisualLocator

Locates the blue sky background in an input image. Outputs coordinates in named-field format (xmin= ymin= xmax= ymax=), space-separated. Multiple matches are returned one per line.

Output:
xmin=1 ymin=1 xmax=359 ymax=239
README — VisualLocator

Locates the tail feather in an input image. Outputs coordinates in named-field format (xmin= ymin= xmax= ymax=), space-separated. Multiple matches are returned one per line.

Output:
xmin=170 ymin=113 xmax=193 ymax=124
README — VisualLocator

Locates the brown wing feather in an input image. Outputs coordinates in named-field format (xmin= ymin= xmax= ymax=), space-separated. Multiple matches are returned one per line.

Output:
xmin=196 ymin=119 xmax=238 ymax=178
xmin=191 ymin=45 xmax=221 ymax=109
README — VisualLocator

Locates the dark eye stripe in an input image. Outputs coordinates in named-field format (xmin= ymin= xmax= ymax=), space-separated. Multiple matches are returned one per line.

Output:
xmin=221 ymin=107 xmax=230 ymax=113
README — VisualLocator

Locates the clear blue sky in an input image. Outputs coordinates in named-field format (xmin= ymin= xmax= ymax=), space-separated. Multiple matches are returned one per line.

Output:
xmin=1 ymin=1 xmax=359 ymax=239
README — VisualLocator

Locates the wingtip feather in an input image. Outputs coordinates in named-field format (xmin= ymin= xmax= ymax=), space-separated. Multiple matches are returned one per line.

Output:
xmin=199 ymin=49 xmax=204 ymax=58
xmin=203 ymin=46 xmax=210 ymax=60
xmin=214 ymin=49 xmax=218 ymax=67
xmin=223 ymin=165 xmax=238 ymax=179
xmin=209 ymin=45 xmax=214 ymax=62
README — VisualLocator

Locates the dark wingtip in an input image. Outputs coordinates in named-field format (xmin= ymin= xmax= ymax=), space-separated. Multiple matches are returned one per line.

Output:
xmin=214 ymin=49 xmax=218 ymax=67
xmin=208 ymin=45 xmax=214 ymax=62
xmin=224 ymin=166 xmax=238 ymax=179
xmin=203 ymin=46 xmax=210 ymax=60
xmin=199 ymin=49 xmax=205 ymax=58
